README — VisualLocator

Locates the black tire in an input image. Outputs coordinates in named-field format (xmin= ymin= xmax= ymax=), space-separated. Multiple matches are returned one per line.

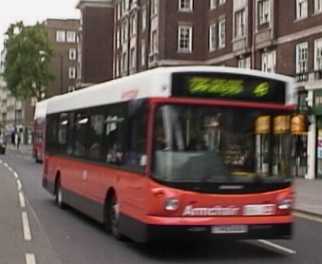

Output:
xmin=105 ymin=195 xmax=123 ymax=240
xmin=55 ymin=180 xmax=65 ymax=209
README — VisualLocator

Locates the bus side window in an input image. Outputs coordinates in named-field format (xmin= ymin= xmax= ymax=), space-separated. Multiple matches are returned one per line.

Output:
xmin=125 ymin=100 xmax=146 ymax=171
xmin=88 ymin=113 xmax=105 ymax=161
xmin=103 ymin=104 xmax=126 ymax=166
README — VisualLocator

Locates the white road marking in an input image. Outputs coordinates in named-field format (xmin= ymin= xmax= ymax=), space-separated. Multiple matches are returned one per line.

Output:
xmin=25 ymin=253 xmax=36 ymax=264
xmin=22 ymin=212 xmax=32 ymax=241
xmin=257 ymin=239 xmax=296 ymax=255
xmin=14 ymin=172 xmax=18 ymax=179
xmin=19 ymin=192 xmax=26 ymax=208
xmin=17 ymin=179 xmax=22 ymax=191
xmin=3 ymin=162 xmax=8 ymax=167
xmin=295 ymin=211 xmax=322 ymax=224
xmin=8 ymin=167 xmax=13 ymax=173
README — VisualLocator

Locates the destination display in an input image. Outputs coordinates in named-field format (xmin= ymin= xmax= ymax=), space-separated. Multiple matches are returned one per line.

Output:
xmin=171 ymin=72 xmax=286 ymax=103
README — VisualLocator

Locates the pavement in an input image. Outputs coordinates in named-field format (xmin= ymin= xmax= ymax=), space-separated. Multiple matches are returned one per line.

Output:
xmin=3 ymin=144 xmax=322 ymax=217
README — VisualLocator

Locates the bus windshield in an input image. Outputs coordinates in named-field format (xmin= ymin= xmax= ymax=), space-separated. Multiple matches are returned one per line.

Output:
xmin=153 ymin=104 xmax=295 ymax=185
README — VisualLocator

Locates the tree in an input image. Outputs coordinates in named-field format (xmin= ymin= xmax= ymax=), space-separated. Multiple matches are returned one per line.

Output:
xmin=3 ymin=21 xmax=54 ymax=101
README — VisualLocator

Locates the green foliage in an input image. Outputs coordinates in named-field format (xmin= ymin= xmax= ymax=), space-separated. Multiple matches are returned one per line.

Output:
xmin=3 ymin=21 xmax=54 ymax=101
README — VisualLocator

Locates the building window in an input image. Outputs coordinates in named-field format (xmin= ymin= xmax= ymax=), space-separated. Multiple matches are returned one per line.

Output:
xmin=296 ymin=42 xmax=308 ymax=74
xmin=238 ymin=57 xmax=251 ymax=68
xmin=151 ymin=30 xmax=158 ymax=55
xmin=56 ymin=31 xmax=65 ymax=42
xmin=66 ymin=31 xmax=76 ymax=43
xmin=69 ymin=48 xmax=77 ymax=61
xmin=218 ymin=18 xmax=225 ymax=49
xmin=315 ymin=38 xmax=322 ymax=71
xmin=210 ymin=0 xmax=216 ymax=9
xmin=258 ymin=0 xmax=270 ymax=25
xmin=218 ymin=0 xmax=225 ymax=5
xmin=179 ymin=0 xmax=193 ymax=12
xmin=130 ymin=14 xmax=137 ymax=37
xmin=116 ymin=29 xmax=120 ymax=49
xmin=296 ymin=0 xmax=308 ymax=20
xmin=130 ymin=47 xmax=136 ymax=70
xmin=178 ymin=25 xmax=193 ymax=53
xmin=235 ymin=9 xmax=245 ymax=39
xmin=122 ymin=20 xmax=128 ymax=44
xmin=261 ymin=50 xmax=276 ymax=72
xmin=142 ymin=5 xmax=147 ymax=31
xmin=141 ymin=40 xmax=146 ymax=66
xmin=315 ymin=0 xmax=322 ymax=13
xmin=209 ymin=23 xmax=216 ymax=52
xmin=69 ymin=67 xmax=76 ymax=79
xmin=151 ymin=0 xmax=159 ymax=16
xmin=122 ymin=52 xmax=128 ymax=73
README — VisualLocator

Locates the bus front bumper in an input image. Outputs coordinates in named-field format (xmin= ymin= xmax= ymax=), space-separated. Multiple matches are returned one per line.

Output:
xmin=119 ymin=214 xmax=293 ymax=242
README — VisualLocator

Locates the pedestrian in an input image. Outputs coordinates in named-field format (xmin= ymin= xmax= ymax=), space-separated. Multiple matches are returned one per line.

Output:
xmin=17 ymin=134 xmax=21 ymax=150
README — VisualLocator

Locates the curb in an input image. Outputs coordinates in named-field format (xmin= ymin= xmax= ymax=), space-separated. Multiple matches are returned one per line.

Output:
xmin=294 ymin=209 xmax=322 ymax=219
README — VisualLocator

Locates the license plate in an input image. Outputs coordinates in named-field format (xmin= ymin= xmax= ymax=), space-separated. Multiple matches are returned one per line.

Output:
xmin=211 ymin=225 xmax=248 ymax=234
xmin=243 ymin=204 xmax=275 ymax=216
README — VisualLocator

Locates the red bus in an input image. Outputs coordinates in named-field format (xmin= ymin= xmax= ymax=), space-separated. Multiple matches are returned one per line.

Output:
xmin=43 ymin=66 xmax=304 ymax=242
xmin=33 ymin=99 xmax=48 ymax=163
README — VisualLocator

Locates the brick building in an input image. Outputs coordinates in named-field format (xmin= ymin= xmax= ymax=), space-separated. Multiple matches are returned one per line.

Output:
xmin=78 ymin=0 xmax=322 ymax=179
xmin=44 ymin=19 xmax=80 ymax=96
xmin=77 ymin=0 xmax=114 ymax=85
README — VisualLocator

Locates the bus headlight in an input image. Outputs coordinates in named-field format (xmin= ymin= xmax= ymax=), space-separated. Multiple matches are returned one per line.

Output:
xmin=164 ymin=198 xmax=180 ymax=211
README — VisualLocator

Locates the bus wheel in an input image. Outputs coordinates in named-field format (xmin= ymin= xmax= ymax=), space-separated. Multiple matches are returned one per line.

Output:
xmin=55 ymin=180 xmax=65 ymax=209
xmin=106 ymin=195 xmax=123 ymax=240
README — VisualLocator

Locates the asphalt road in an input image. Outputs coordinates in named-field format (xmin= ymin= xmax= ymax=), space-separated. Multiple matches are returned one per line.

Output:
xmin=1 ymin=148 xmax=322 ymax=264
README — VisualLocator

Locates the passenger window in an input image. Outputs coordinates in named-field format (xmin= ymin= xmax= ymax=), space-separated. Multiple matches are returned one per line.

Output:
xmin=73 ymin=112 xmax=89 ymax=157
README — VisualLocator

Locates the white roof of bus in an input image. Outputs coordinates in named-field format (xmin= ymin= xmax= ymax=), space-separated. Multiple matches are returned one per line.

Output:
xmin=46 ymin=66 xmax=295 ymax=115
xmin=34 ymin=99 xmax=50 ymax=119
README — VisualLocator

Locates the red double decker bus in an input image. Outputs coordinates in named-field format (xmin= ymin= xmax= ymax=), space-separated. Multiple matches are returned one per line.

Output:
xmin=33 ymin=99 xmax=48 ymax=163
xmin=43 ymin=66 xmax=304 ymax=242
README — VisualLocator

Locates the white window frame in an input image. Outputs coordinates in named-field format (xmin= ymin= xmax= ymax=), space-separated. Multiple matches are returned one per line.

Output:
xmin=261 ymin=50 xmax=276 ymax=72
xmin=218 ymin=0 xmax=225 ymax=5
xmin=314 ymin=38 xmax=322 ymax=71
xmin=296 ymin=42 xmax=309 ymax=74
xmin=68 ymin=67 xmax=76 ymax=79
xmin=141 ymin=40 xmax=146 ymax=66
xmin=56 ymin=30 xmax=65 ymax=42
xmin=178 ymin=25 xmax=193 ymax=53
xmin=116 ymin=29 xmax=120 ymax=49
xmin=151 ymin=0 xmax=159 ymax=16
xmin=218 ymin=18 xmax=225 ymax=49
xmin=210 ymin=0 xmax=217 ymax=9
xmin=258 ymin=0 xmax=270 ymax=25
xmin=69 ymin=48 xmax=77 ymax=61
xmin=179 ymin=0 xmax=193 ymax=12
xmin=296 ymin=0 xmax=308 ymax=20
xmin=142 ymin=5 xmax=147 ymax=31
xmin=314 ymin=0 xmax=322 ymax=13
xmin=235 ymin=9 xmax=245 ymax=38
xmin=209 ymin=23 xmax=216 ymax=52
xmin=130 ymin=13 xmax=137 ymax=37
xmin=66 ymin=31 xmax=76 ymax=43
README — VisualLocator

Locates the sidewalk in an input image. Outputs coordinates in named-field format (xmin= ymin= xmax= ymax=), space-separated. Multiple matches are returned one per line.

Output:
xmin=295 ymin=178 xmax=322 ymax=216
xmin=6 ymin=144 xmax=33 ymax=155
